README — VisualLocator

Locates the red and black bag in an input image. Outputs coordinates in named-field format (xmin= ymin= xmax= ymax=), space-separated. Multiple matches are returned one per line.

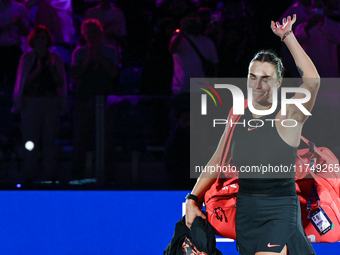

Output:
xmin=295 ymin=137 xmax=340 ymax=243
xmin=204 ymin=103 xmax=242 ymax=240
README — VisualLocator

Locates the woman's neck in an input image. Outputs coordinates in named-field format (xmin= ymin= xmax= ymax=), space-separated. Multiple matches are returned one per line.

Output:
xmin=35 ymin=48 xmax=48 ymax=58
xmin=252 ymin=101 xmax=273 ymax=118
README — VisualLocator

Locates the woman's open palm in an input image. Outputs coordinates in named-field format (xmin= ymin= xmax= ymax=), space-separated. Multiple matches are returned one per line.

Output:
xmin=271 ymin=14 xmax=297 ymax=39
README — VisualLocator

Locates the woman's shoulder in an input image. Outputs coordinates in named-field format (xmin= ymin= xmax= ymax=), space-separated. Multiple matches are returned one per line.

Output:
xmin=20 ymin=50 xmax=36 ymax=62
xmin=71 ymin=45 xmax=88 ymax=60
xmin=72 ymin=45 xmax=88 ymax=54
xmin=22 ymin=50 xmax=35 ymax=57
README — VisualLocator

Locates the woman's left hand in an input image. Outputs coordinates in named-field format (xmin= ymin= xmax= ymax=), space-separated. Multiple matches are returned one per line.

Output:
xmin=271 ymin=14 xmax=297 ymax=39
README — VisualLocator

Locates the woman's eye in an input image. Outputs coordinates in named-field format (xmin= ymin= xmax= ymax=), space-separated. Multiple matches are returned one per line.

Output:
xmin=250 ymin=77 xmax=256 ymax=80
xmin=262 ymin=79 xmax=268 ymax=83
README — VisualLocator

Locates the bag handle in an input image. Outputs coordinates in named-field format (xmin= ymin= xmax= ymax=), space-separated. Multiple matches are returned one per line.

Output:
xmin=219 ymin=100 xmax=247 ymax=177
xmin=300 ymin=135 xmax=322 ymax=156
xmin=304 ymin=140 xmax=320 ymax=216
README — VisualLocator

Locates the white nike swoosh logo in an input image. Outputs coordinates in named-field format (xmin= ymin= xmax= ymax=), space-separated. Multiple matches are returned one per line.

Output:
xmin=267 ymin=243 xmax=281 ymax=247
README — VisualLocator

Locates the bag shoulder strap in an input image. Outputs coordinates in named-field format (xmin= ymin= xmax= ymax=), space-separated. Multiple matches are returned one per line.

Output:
xmin=184 ymin=35 xmax=207 ymax=63
xmin=219 ymin=99 xmax=248 ymax=172
xmin=220 ymin=106 xmax=313 ymax=169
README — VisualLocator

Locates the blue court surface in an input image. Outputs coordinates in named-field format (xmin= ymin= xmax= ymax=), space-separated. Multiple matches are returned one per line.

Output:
xmin=0 ymin=191 xmax=339 ymax=254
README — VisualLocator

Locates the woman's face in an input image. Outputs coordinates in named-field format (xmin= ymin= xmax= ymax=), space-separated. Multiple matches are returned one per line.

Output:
xmin=83 ymin=23 xmax=102 ymax=45
xmin=33 ymin=31 xmax=49 ymax=50
xmin=247 ymin=61 xmax=282 ymax=105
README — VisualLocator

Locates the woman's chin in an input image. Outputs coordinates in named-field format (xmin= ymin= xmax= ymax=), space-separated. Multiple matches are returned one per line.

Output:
xmin=252 ymin=97 xmax=271 ymax=106
xmin=252 ymin=95 xmax=263 ymax=103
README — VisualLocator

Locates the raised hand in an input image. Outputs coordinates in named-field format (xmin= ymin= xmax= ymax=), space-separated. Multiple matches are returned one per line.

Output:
xmin=271 ymin=14 xmax=297 ymax=40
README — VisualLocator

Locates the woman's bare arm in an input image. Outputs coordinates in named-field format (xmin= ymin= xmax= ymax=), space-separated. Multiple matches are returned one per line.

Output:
xmin=186 ymin=124 xmax=232 ymax=228
xmin=271 ymin=14 xmax=320 ymax=124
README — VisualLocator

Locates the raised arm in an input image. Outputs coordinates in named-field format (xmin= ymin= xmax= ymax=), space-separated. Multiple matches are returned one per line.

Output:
xmin=271 ymin=14 xmax=320 ymax=123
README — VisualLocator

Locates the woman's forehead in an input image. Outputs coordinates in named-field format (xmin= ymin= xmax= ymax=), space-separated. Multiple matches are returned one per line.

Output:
xmin=34 ymin=31 xmax=48 ymax=38
xmin=84 ymin=24 xmax=101 ymax=32
xmin=248 ymin=61 xmax=277 ymax=77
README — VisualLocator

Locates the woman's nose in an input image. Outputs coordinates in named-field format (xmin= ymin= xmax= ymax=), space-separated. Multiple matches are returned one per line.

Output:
xmin=254 ymin=80 xmax=262 ymax=89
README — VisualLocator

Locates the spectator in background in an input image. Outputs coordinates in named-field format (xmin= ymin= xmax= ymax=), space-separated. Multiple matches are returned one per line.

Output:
xmin=281 ymin=0 xmax=312 ymax=25
xmin=199 ymin=0 xmax=218 ymax=12
xmin=26 ymin=0 xmax=75 ymax=93
xmin=295 ymin=0 xmax=340 ymax=77
xmin=280 ymin=0 xmax=312 ymax=77
xmin=25 ymin=0 xmax=74 ymax=44
xmin=164 ymin=102 xmax=194 ymax=189
xmin=318 ymin=0 xmax=340 ymax=21
xmin=140 ymin=18 xmax=176 ymax=95
xmin=157 ymin=0 xmax=197 ymax=26
xmin=83 ymin=0 xmax=98 ymax=12
xmin=169 ymin=16 xmax=218 ymax=94
xmin=71 ymin=19 xmax=118 ymax=180
xmin=0 ymin=0 xmax=29 ymax=85
xmin=220 ymin=26 xmax=250 ymax=77
xmin=72 ymin=18 xmax=118 ymax=95
xmin=12 ymin=25 xmax=67 ymax=184
xmin=197 ymin=6 xmax=211 ymax=35
xmin=84 ymin=0 xmax=126 ymax=57
xmin=165 ymin=16 xmax=218 ymax=189
xmin=115 ymin=0 xmax=156 ymax=62
xmin=204 ymin=11 xmax=221 ymax=42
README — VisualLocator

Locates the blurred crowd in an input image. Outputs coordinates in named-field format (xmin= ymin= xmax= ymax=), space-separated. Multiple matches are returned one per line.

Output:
xmin=1 ymin=0 xmax=340 ymax=188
